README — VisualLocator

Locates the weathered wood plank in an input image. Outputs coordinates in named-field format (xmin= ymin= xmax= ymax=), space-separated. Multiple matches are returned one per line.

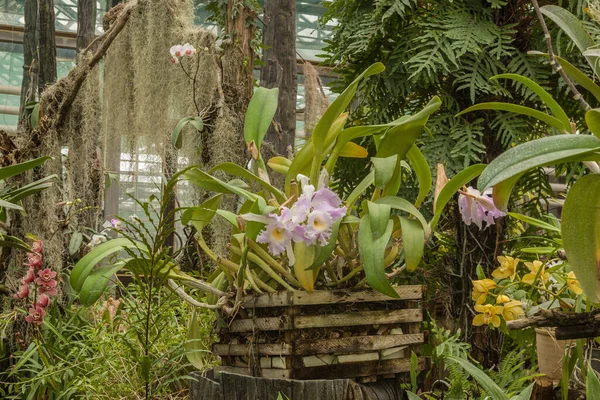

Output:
xmin=213 ymin=343 xmax=293 ymax=356
xmin=293 ymin=286 xmax=423 ymax=305
xmin=293 ymin=356 xmax=427 ymax=380
xmin=241 ymin=286 xmax=424 ymax=308
xmin=189 ymin=372 xmax=221 ymax=400
xmin=294 ymin=309 xmax=423 ymax=329
xmin=295 ymin=333 xmax=424 ymax=355
xmin=216 ymin=366 xmax=292 ymax=379
xmin=228 ymin=316 xmax=292 ymax=333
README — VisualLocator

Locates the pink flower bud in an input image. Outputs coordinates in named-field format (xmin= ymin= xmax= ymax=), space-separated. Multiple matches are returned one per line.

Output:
xmin=22 ymin=268 xmax=36 ymax=284
xmin=32 ymin=240 xmax=43 ymax=254
xmin=36 ymin=294 xmax=50 ymax=308
xmin=24 ymin=253 xmax=43 ymax=269
xmin=13 ymin=284 xmax=29 ymax=300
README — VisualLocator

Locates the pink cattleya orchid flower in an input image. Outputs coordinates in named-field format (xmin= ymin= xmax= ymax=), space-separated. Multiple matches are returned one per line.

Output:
xmin=22 ymin=268 xmax=36 ymax=284
xmin=25 ymin=306 xmax=46 ymax=325
xmin=458 ymin=187 xmax=505 ymax=230
xmin=32 ymin=240 xmax=43 ymax=254
xmin=36 ymin=294 xmax=50 ymax=308
xmin=13 ymin=284 xmax=29 ymax=300
xmin=24 ymin=252 xmax=43 ymax=269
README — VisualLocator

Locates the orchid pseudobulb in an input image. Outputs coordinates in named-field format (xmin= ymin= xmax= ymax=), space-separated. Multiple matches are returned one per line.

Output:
xmin=245 ymin=174 xmax=347 ymax=266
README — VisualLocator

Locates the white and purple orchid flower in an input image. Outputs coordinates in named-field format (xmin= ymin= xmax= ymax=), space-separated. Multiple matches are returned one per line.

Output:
xmin=243 ymin=174 xmax=346 ymax=265
xmin=458 ymin=186 xmax=505 ymax=230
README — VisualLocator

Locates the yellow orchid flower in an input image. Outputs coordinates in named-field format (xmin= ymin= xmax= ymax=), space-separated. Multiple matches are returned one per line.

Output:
xmin=492 ymin=256 xmax=518 ymax=281
xmin=567 ymin=271 xmax=583 ymax=295
xmin=473 ymin=304 xmax=504 ymax=328
xmin=495 ymin=295 xmax=510 ymax=304
xmin=472 ymin=279 xmax=497 ymax=305
xmin=522 ymin=260 xmax=549 ymax=285
xmin=501 ymin=300 xmax=524 ymax=321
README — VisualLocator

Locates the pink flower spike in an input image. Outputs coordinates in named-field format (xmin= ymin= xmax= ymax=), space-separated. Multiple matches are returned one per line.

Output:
xmin=36 ymin=277 xmax=57 ymax=288
xmin=32 ymin=240 xmax=43 ymax=254
xmin=37 ymin=268 xmax=57 ymax=282
xmin=36 ymin=294 xmax=50 ymax=308
xmin=13 ymin=284 xmax=29 ymax=300
xmin=24 ymin=253 xmax=43 ymax=269
xmin=22 ymin=268 xmax=36 ymax=284
xmin=25 ymin=306 xmax=46 ymax=325
xmin=458 ymin=187 xmax=506 ymax=230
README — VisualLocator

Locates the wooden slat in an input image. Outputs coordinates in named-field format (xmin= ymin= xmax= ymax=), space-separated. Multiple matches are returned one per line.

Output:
xmin=292 ymin=356 xmax=427 ymax=380
xmin=241 ymin=286 xmax=424 ymax=308
xmin=293 ymin=286 xmax=423 ymax=305
xmin=213 ymin=343 xmax=292 ymax=356
xmin=241 ymin=291 xmax=291 ymax=308
xmin=294 ymin=333 xmax=424 ymax=355
xmin=228 ymin=317 xmax=292 ymax=333
xmin=294 ymin=309 xmax=423 ymax=329
xmin=216 ymin=366 xmax=292 ymax=379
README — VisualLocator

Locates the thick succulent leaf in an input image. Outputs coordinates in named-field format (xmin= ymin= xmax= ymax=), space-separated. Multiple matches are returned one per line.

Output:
xmin=372 ymin=156 xmax=398 ymax=189
xmin=430 ymin=164 xmax=486 ymax=230
xmin=359 ymin=213 xmax=398 ymax=298
xmin=70 ymin=238 xmax=146 ymax=292
xmin=562 ymin=175 xmax=600 ymax=302
xmin=244 ymin=87 xmax=279 ymax=150
xmin=491 ymin=74 xmax=571 ymax=131
xmin=79 ymin=263 xmax=125 ymax=306
xmin=541 ymin=5 xmax=600 ymax=77
xmin=529 ymin=51 xmax=600 ymax=102
xmin=182 ymin=195 xmax=223 ymax=232
xmin=367 ymin=201 xmax=391 ymax=239
xmin=586 ymin=109 xmax=600 ymax=140
xmin=375 ymin=197 xmax=430 ymax=239
xmin=209 ymin=162 xmax=285 ymax=203
xmin=172 ymin=116 xmax=203 ymax=149
xmin=399 ymin=216 xmax=424 ymax=272
xmin=338 ymin=142 xmax=368 ymax=158
xmin=406 ymin=145 xmax=432 ymax=208
xmin=457 ymin=103 xmax=567 ymax=132
xmin=0 ymin=156 xmax=51 ymax=181
xmin=267 ymin=156 xmax=291 ymax=174
xmin=478 ymin=135 xmax=600 ymax=192
xmin=186 ymin=309 xmax=208 ymax=369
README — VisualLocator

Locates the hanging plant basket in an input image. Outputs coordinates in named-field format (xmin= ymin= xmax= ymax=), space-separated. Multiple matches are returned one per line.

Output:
xmin=213 ymin=285 xmax=427 ymax=381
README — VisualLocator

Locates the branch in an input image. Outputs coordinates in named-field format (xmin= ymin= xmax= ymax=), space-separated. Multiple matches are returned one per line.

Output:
xmin=167 ymin=279 xmax=229 ymax=310
xmin=531 ymin=0 xmax=591 ymax=112
xmin=507 ymin=308 xmax=600 ymax=335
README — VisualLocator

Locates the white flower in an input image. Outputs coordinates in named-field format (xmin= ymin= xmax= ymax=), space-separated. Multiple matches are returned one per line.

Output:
xmin=181 ymin=43 xmax=196 ymax=56
xmin=170 ymin=44 xmax=184 ymax=57
xmin=89 ymin=234 xmax=107 ymax=247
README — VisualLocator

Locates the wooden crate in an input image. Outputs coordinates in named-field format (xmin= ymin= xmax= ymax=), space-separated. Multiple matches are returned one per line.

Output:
xmin=213 ymin=286 xmax=426 ymax=381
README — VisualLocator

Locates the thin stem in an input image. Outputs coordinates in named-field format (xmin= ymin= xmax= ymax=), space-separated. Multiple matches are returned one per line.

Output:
xmin=531 ymin=0 xmax=591 ymax=112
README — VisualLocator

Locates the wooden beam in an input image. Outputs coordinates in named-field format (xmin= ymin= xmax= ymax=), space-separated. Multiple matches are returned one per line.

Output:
xmin=213 ymin=343 xmax=293 ymax=356
xmin=294 ymin=333 xmax=424 ymax=355
xmin=294 ymin=309 xmax=423 ymax=329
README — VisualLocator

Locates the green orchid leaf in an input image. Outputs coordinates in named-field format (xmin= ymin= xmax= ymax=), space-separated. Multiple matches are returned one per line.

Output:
xmin=375 ymin=196 xmax=430 ymax=239
xmin=346 ymin=171 xmax=375 ymax=212
xmin=541 ymin=5 xmax=600 ymax=77
xmin=70 ymin=238 xmax=146 ymax=292
xmin=244 ymin=87 xmax=279 ymax=150
xmin=186 ymin=309 xmax=209 ymax=370
xmin=587 ymin=365 xmax=600 ymax=400
xmin=399 ymin=216 xmax=424 ymax=272
xmin=406 ymin=145 xmax=432 ymax=208
xmin=0 ymin=156 xmax=51 ymax=181
xmin=430 ymin=164 xmax=486 ymax=230
xmin=562 ymin=174 xmax=600 ymax=302
xmin=586 ymin=109 xmax=600 ymax=140
xmin=172 ymin=116 xmax=195 ymax=149
xmin=367 ymin=201 xmax=391 ymax=239
xmin=182 ymin=195 xmax=223 ymax=232
xmin=358 ymin=212 xmax=398 ymax=298
xmin=79 ymin=263 xmax=125 ymax=306
xmin=457 ymin=103 xmax=568 ymax=133
xmin=209 ymin=162 xmax=285 ymax=203
xmin=507 ymin=212 xmax=561 ymax=233
xmin=267 ymin=156 xmax=291 ymax=175
xmin=185 ymin=168 xmax=259 ymax=202
xmin=338 ymin=142 xmax=369 ymax=158
xmin=372 ymin=155 xmax=399 ymax=189
xmin=446 ymin=356 xmax=509 ymax=400
xmin=491 ymin=74 xmax=571 ymax=132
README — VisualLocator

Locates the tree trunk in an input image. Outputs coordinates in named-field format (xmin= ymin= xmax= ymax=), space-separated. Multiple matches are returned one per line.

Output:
xmin=260 ymin=0 xmax=297 ymax=186
xmin=19 ymin=0 xmax=38 ymax=129
xmin=77 ymin=0 xmax=96 ymax=53
xmin=37 ymin=0 xmax=57 ymax=91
